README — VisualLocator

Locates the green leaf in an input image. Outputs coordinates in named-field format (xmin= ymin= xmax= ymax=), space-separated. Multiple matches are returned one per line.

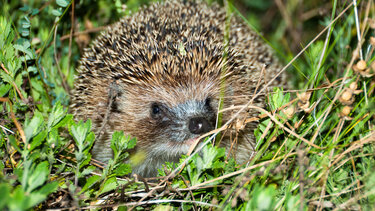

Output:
xmin=36 ymin=181 xmax=58 ymax=196
xmin=14 ymin=38 xmax=31 ymax=53
xmin=127 ymin=136 xmax=137 ymax=149
xmin=53 ymin=114 xmax=73 ymax=129
xmin=27 ymin=66 xmax=38 ymax=74
xmin=30 ymin=78 xmax=44 ymax=92
xmin=98 ymin=176 xmax=117 ymax=195
xmin=26 ymin=182 xmax=58 ymax=210
xmin=114 ymin=163 xmax=132 ymax=176
xmin=51 ymin=8 xmax=62 ymax=16
xmin=20 ymin=18 xmax=30 ymax=29
xmin=26 ymin=161 xmax=49 ymax=193
xmin=0 ymin=84 xmax=11 ymax=97
xmin=19 ymin=5 xmax=30 ymax=12
xmin=110 ymin=131 xmax=135 ymax=154
xmin=29 ymin=130 xmax=47 ymax=151
xmin=8 ymin=135 xmax=22 ymax=154
xmin=201 ymin=145 xmax=218 ymax=170
xmin=47 ymin=127 xmax=58 ymax=147
xmin=70 ymin=120 xmax=92 ymax=148
xmin=31 ymin=8 xmax=39 ymax=15
xmin=80 ymin=175 xmax=101 ymax=194
xmin=0 ymin=70 xmax=14 ymax=84
xmin=257 ymin=186 xmax=276 ymax=210
xmin=21 ymin=29 xmax=30 ymax=37
xmin=8 ymin=186 xmax=31 ymax=210
xmin=0 ymin=183 xmax=10 ymax=209
xmin=56 ymin=0 xmax=70 ymax=7
xmin=81 ymin=166 xmax=96 ymax=177
xmin=24 ymin=111 xmax=44 ymax=143
xmin=47 ymin=101 xmax=67 ymax=129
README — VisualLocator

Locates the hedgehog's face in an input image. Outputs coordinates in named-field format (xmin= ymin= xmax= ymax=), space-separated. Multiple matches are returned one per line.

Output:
xmin=107 ymin=44 xmax=242 ymax=174
xmin=147 ymin=96 xmax=216 ymax=150
xmin=119 ymin=79 xmax=220 ymax=161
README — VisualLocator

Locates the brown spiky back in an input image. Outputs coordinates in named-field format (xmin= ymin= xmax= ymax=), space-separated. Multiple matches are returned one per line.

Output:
xmin=71 ymin=0 xmax=283 ymax=171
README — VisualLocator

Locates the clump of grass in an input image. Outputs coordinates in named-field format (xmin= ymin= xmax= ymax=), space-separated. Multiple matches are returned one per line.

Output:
xmin=0 ymin=0 xmax=374 ymax=210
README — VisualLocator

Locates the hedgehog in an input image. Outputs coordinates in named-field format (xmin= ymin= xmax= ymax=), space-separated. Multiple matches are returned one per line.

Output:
xmin=71 ymin=0 xmax=284 ymax=177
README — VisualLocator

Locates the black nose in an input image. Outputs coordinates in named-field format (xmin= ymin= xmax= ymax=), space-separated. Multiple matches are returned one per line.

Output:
xmin=188 ymin=117 xmax=211 ymax=134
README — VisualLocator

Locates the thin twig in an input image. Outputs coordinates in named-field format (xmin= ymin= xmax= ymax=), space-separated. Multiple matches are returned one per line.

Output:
xmin=0 ymin=125 xmax=14 ymax=134
xmin=53 ymin=25 xmax=69 ymax=92
xmin=0 ymin=97 xmax=26 ymax=144
xmin=67 ymin=0 xmax=75 ymax=82
xmin=96 ymin=81 xmax=119 ymax=140
xmin=77 ymin=199 xmax=220 ymax=210
xmin=330 ymin=132 xmax=375 ymax=167
xmin=1 ymin=63 xmax=26 ymax=100
xmin=60 ymin=26 xmax=107 ymax=41
xmin=352 ymin=0 xmax=363 ymax=59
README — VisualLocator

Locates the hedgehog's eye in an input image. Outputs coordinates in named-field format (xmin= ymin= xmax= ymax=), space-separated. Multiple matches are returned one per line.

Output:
xmin=205 ymin=97 xmax=211 ymax=107
xmin=151 ymin=103 xmax=162 ymax=119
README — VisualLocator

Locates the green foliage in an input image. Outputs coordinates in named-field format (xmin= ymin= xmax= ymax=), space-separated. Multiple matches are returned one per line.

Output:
xmin=0 ymin=102 xmax=70 ymax=210
xmin=0 ymin=0 xmax=374 ymax=210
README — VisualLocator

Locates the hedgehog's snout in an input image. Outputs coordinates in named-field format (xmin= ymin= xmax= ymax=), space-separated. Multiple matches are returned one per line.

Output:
xmin=168 ymin=98 xmax=216 ymax=141
xmin=188 ymin=117 xmax=212 ymax=135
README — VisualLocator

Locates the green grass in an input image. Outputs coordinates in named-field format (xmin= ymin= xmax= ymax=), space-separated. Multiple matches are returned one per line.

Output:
xmin=0 ymin=0 xmax=374 ymax=210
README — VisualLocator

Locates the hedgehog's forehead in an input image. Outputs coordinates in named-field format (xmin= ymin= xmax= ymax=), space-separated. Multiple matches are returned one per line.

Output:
xmin=128 ymin=76 xmax=219 ymax=107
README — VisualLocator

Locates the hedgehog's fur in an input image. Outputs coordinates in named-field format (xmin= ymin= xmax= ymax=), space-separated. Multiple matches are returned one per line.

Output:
xmin=71 ymin=0 xmax=283 ymax=177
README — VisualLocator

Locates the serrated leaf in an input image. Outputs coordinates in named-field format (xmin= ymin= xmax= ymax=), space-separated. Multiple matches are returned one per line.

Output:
xmin=0 ymin=84 xmax=11 ymax=97
xmin=201 ymin=145 xmax=217 ymax=170
xmin=127 ymin=136 xmax=136 ymax=149
xmin=70 ymin=120 xmax=91 ymax=147
xmin=14 ymin=38 xmax=31 ymax=52
xmin=111 ymin=131 xmax=127 ymax=154
xmin=47 ymin=101 xmax=67 ymax=129
xmin=0 ymin=70 xmax=14 ymax=84
xmin=30 ymin=78 xmax=44 ymax=92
